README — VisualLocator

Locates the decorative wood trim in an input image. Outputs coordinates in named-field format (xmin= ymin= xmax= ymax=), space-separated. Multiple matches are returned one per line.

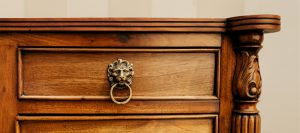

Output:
xmin=18 ymin=100 xmax=220 ymax=114
xmin=17 ymin=49 xmax=23 ymax=99
xmin=229 ymin=15 xmax=280 ymax=133
xmin=17 ymin=114 xmax=218 ymax=121
xmin=228 ymin=16 xmax=280 ymax=133
xmin=227 ymin=14 xmax=281 ymax=33
xmin=232 ymin=113 xmax=261 ymax=133
xmin=230 ymin=31 xmax=264 ymax=133
xmin=18 ymin=95 xmax=218 ymax=100
xmin=18 ymin=48 xmax=220 ymax=53
xmin=0 ymin=15 xmax=281 ymax=33
xmin=16 ymin=115 xmax=218 ymax=133
xmin=18 ymin=48 xmax=220 ymax=101
xmin=216 ymin=49 xmax=221 ymax=98
xmin=0 ymin=18 xmax=225 ymax=32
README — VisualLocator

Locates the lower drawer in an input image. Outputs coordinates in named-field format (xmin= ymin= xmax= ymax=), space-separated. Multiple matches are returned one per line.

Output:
xmin=16 ymin=115 xmax=218 ymax=133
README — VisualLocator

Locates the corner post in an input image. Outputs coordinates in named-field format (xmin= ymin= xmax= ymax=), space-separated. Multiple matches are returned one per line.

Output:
xmin=231 ymin=31 xmax=263 ymax=133
xmin=227 ymin=14 xmax=280 ymax=133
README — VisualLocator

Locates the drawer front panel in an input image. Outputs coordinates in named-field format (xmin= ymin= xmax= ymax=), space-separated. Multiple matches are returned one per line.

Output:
xmin=19 ymin=48 xmax=219 ymax=100
xmin=17 ymin=115 xmax=218 ymax=133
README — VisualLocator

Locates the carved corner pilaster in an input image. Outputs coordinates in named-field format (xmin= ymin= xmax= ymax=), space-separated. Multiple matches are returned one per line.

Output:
xmin=227 ymin=15 xmax=281 ymax=133
xmin=231 ymin=31 xmax=263 ymax=133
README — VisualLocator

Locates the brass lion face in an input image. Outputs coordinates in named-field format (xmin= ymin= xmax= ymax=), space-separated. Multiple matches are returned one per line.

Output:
xmin=107 ymin=59 xmax=134 ymax=87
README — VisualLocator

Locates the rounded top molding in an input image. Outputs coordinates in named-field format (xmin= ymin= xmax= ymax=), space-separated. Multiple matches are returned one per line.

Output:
xmin=0 ymin=15 xmax=280 ymax=33
xmin=227 ymin=14 xmax=281 ymax=33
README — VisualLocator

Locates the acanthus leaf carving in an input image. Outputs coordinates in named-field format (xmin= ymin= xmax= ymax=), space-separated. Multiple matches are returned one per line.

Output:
xmin=233 ymin=50 xmax=262 ymax=100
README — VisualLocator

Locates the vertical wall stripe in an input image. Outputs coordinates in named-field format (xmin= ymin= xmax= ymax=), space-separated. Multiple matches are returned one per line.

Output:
xmin=25 ymin=0 xmax=67 ymax=17
xmin=0 ymin=0 xmax=24 ymax=17
xmin=197 ymin=0 xmax=244 ymax=18
xmin=109 ymin=0 xmax=151 ymax=17
xmin=152 ymin=0 xmax=197 ymax=18
xmin=67 ymin=0 xmax=108 ymax=17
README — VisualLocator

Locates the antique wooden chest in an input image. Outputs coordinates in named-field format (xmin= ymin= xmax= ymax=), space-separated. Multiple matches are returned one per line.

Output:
xmin=0 ymin=15 xmax=280 ymax=133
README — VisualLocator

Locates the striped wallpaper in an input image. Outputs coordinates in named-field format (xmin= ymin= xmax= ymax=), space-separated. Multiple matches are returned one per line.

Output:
xmin=0 ymin=0 xmax=243 ymax=18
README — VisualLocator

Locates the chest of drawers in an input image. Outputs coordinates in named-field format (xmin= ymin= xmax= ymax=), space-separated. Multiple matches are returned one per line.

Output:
xmin=0 ymin=15 xmax=280 ymax=133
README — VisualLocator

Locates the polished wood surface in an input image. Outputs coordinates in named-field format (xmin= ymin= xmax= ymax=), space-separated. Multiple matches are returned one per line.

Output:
xmin=0 ymin=15 xmax=280 ymax=133
xmin=218 ymin=35 xmax=235 ymax=133
xmin=18 ymin=100 xmax=219 ymax=114
xmin=0 ymin=33 xmax=221 ymax=47
xmin=227 ymin=15 xmax=280 ymax=33
xmin=16 ymin=115 xmax=218 ymax=133
xmin=230 ymin=31 xmax=264 ymax=133
xmin=19 ymin=48 xmax=219 ymax=100
xmin=0 ymin=45 xmax=18 ymax=133
xmin=0 ymin=18 xmax=225 ymax=32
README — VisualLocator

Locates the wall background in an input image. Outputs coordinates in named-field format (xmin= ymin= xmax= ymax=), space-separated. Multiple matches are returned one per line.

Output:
xmin=0 ymin=0 xmax=299 ymax=132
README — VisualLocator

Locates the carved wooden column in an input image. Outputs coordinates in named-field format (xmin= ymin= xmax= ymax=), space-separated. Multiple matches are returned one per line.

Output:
xmin=231 ymin=31 xmax=263 ymax=133
xmin=227 ymin=15 xmax=281 ymax=133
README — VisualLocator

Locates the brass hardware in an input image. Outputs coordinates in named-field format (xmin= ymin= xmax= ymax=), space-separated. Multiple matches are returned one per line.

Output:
xmin=107 ymin=59 xmax=134 ymax=104
xmin=110 ymin=83 xmax=132 ymax=104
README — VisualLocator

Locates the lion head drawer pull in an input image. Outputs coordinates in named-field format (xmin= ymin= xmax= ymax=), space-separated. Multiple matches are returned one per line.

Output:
xmin=107 ymin=59 xmax=134 ymax=104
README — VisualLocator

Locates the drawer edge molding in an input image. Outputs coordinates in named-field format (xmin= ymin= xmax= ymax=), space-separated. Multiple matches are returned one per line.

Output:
xmin=18 ymin=100 xmax=219 ymax=114
xmin=18 ymin=47 xmax=220 ymax=52
xmin=16 ymin=115 xmax=218 ymax=133
xmin=18 ymin=95 xmax=218 ymax=100
xmin=16 ymin=114 xmax=218 ymax=121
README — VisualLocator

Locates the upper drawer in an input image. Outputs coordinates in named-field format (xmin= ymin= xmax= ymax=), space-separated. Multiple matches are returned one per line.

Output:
xmin=18 ymin=48 xmax=220 ymax=101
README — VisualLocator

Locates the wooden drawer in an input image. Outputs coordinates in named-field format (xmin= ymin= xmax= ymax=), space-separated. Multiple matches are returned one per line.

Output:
xmin=16 ymin=115 xmax=218 ymax=133
xmin=17 ymin=47 xmax=220 ymax=114
xmin=18 ymin=48 xmax=220 ymax=101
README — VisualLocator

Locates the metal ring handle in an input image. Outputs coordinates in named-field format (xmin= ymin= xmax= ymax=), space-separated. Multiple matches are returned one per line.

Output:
xmin=110 ymin=83 xmax=132 ymax=105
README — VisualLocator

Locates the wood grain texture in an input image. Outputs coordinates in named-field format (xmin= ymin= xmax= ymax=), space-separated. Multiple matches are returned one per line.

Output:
xmin=219 ymin=35 xmax=235 ymax=133
xmin=16 ymin=115 xmax=218 ymax=133
xmin=18 ymin=100 xmax=219 ymax=114
xmin=0 ymin=45 xmax=17 ymax=133
xmin=19 ymin=48 xmax=219 ymax=100
xmin=0 ymin=33 xmax=221 ymax=47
